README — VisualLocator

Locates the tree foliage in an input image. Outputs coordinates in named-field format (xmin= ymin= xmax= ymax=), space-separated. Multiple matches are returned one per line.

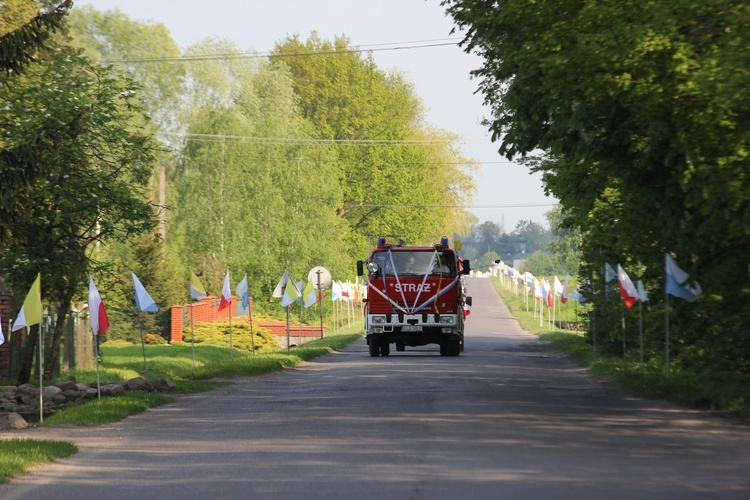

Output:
xmin=443 ymin=0 xmax=750 ymax=370
xmin=0 ymin=47 xmax=159 ymax=381
xmin=271 ymin=34 xmax=476 ymax=255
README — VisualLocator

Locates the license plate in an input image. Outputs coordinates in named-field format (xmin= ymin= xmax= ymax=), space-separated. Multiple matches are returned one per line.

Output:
xmin=402 ymin=325 xmax=423 ymax=332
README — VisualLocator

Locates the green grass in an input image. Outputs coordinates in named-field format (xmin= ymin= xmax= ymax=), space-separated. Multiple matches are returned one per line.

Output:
xmin=0 ymin=324 xmax=364 ymax=483
xmin=0 ymin=439 xmax=77 ymax=483
xmin=40 ymin=392 xmax=176 ymax=426
xmin=491 ymin=277 xmax=750 ymax=417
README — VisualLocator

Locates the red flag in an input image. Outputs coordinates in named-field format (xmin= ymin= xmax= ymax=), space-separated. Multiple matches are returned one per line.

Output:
xmin=88 ymin=277 xmax=110 ymax=335
xmin=617 ymin=264 xmax=640 ymax=309
xmin=218 ymin=272 xmax=232 ymax=312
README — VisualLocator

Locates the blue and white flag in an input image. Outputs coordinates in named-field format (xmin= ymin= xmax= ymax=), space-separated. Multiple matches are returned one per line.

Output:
xmin=131 ymin=272 xmax=158 ymax=312
xmin=665 ymin=254 xmax=702 ymax=302
xmin=235 ymin=275 xmax=250 ymax=310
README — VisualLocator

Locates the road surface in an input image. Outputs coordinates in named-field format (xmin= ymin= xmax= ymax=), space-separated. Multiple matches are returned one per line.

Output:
xmin=2 ymin=276 xmax=749 ymax=499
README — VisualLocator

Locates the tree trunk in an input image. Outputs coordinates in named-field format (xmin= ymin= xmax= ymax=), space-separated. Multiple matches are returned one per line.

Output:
xmin=15 ymin=325 xmax=39 ymax=385
xmin=44 ymin=294 xmax=72 ymax=380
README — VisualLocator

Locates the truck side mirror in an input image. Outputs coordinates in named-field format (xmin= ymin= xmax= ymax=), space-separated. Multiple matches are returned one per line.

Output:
xmin=462 ymin=260 xmax=471 ymax=274
xmin=465 ymin=296 xmax=472 ymax=306
xmin=357 ymin=260 xmax=364 ymax=276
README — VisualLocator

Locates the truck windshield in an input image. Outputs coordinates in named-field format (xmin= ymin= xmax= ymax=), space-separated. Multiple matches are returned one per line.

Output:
xmin=371 ymin=251 xmax=455 ymax=277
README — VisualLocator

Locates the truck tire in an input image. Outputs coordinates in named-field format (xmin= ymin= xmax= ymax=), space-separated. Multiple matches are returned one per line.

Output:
xmin=380 ymin=340 xmax=390 ymax=356
xmin=368 ymin=338 xmax=380 ymax=357
xmin=447 ymin=339 xmax=461 ymax=356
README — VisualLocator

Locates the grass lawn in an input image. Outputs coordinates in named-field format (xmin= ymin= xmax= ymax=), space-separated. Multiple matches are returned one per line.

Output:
xmin=0 ymin=440 xmax=78 ymax=483
xmin=490 ymin=277 xmax=750 ymax=418
xmin=0 ymin=323 xmax=363 ymax=483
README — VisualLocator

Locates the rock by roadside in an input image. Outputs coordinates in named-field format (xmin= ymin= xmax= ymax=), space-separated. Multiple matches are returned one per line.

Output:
xmin=0 ymin=376 xmax=176 ymax=430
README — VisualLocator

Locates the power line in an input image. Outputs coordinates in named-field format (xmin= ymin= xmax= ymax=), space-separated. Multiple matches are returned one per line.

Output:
xmin=105 ymin=38 xmax=461 ymax=64
xmin=356 ymin=203 xmax=555 ymax=209
xmin=178 ymin=132 xmax=491 ymax=145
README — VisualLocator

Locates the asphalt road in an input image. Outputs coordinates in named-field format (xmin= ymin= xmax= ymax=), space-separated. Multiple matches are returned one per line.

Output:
xmin=2 ymin=276 xmax=749 ymax=499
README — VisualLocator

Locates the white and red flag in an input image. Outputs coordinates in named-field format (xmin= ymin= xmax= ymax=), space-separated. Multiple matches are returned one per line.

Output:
xmin=88 ymin=277 xmax=110 ymax=335
xmin=218 ymin=272 xmax=232 ymax=312
xmin=617 ymin=264 xmax=640 ymax=309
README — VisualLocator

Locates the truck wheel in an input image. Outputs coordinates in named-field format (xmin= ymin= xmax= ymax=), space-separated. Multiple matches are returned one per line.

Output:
xmin=368 ymin=339 xmax=380 ymax=357
xmin=447 ymin=339 xmax=461 ymax=356
xmin=396 ymin=342 xmax=405 ymax=352
xmin=380 ymin=339 xmax=390 ymax=356
xmin=439 ymin=343 xmax=448 ymax=356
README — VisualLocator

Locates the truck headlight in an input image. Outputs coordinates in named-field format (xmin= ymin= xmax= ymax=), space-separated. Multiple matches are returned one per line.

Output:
xmin=439 ymin=316 xmax=455 ymax=325
xmin=371 ymin=316 xmax=386 ymax=324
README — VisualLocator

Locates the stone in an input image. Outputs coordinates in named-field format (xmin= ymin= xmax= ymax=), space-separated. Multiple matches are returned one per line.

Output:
xmin=43 ymin=385 xmax=63 ymax=399
xmin=101 ymin=383 xmax=125 ymax=397
xmin=126 ymin=377 xmax=153 ymax=392
xmin=53 ymin=380 xmax=78 ymax=392
xmin=17 ymin=384 xmax=38 ymax=397
xmin=149 ymin=378 xmax=172 ymax=392
xmin=62 ymin=390 xmax=82 ymax=400
xmin=0 ymin=412 xmax=28 ymax=430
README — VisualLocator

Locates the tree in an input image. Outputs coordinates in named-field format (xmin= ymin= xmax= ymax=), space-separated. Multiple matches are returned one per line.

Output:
xmin=0 ymin=0 xmax=73 ymax=240
xmin=0 ymin=48 xmax=159 ymax=381
xmin=442 ymin=0 xmax=750 ymax=371
xmin=271 ymin=34 xmax=476 ymax=256
xmin=169 ymin=38 xmax=347 ymax=307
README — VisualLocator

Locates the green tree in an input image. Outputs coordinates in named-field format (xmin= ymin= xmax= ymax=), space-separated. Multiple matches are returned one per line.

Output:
xmin=443 ymin=0 xmax=750 ymax=371
xmin=0 ymin=0 xmax=72 ymax=240
xmin=271 ymin=34 xmax=475 ymax=256
xmin=0 ymin=48 xmax=159 ymax=382
xmin=170 ymin=39 xmax=347 ymax=309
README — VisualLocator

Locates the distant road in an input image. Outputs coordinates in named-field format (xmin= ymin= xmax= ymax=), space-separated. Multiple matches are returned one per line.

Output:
xmin=2 ymin=276 xmax=749 ymax=499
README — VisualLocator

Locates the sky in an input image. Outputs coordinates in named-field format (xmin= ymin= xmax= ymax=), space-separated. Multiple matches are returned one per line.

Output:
xmin=76 ymin=0 xmax=557 ymax=231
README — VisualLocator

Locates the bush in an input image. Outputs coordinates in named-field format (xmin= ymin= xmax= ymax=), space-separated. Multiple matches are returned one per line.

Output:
xmin=185 ymin=321 xmax=276 ymax=353
xmin=143 ymin=333 xmax=167 ymax=345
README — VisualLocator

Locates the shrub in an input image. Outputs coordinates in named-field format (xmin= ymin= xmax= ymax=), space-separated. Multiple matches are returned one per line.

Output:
xmin=185 ymin=321 xmax=276 ymax=353
xmin=143 ymin=333 xmax=167 ymax=345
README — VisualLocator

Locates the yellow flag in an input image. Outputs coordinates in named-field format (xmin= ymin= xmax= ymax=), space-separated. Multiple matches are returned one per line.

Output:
xmin=189 ymin=270 xmax=207 ymax=300
xmin=23 ymin=273 xmax=43 ymax=326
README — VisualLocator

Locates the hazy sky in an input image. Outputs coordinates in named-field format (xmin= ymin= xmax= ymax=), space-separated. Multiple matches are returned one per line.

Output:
xmin=77 ymin=0 xmax=557 ymax=231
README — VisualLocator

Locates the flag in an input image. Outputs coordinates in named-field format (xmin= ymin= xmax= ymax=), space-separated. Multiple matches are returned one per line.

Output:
xmin=272 ymin=271 xmax=293 ymax=298
xmin=665 ymin=253 xmax=702 ymax=302
xmin=88 ymin=277 xmax=110 ymax=335
xmin=560 ymin=275 xmax=571 ymax=304
xmin=218 ymin=272 xmax=232 ymax=312
xmin=281 ymin=279 xmax=301 ymax=307
xmin=132 ymin=272 xmax=158 ymax=312
xmin=554 ymin=276 xmax=564 ymax=296
xmin=331 ymin=280 xmax=343 ymax=301
xmin=342 ymin=281 xmax=351 ymax=302
xmin=189 ymin=270 xmax=207 ymax=300
xmin=0 ymin=311 xmax=4 ymax=345
xmin=533 ymin=278 xmax=541 ymax=300
xmin=543 ymin=279 xmax=553 ymax=309
xmin=605 ymin=263 xmax=617 ymax=282
xmin=637 ymin=280 xmax=649 ymax=302
xmin=303 ymin=280 xmax=317 ymax=308
xmin=13 ymin=273 xmax=43 ymax=331
xmin=236 ymin=274 xmax=250 ymax=310
xmin=617 ymin=264 xmax=640 ymax=309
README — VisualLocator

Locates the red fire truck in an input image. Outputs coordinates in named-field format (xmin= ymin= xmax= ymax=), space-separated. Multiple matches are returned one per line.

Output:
xmin=357 ymin=236 xmax=472 ymax=356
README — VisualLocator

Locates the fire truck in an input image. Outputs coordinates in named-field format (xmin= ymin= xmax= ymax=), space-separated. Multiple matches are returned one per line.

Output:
xmin=357 ymin=236 xmax=471 ymax=356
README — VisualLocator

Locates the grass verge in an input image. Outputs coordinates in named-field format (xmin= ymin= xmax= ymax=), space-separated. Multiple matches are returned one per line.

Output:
xmin=0 ymin=439 xmax=77 ymax=483
xmin=0 ymin=324 xmax=363 ymax=483
xmin=491 ymin=278 xmax=750 ymax=417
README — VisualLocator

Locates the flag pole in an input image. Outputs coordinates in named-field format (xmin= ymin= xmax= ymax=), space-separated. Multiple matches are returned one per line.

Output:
xmin=38 ymin=324 xmax=43 ymax=423
xmin=249 ymin=297 xmax=255 ymax=355
xmin=316 ymin=271 xmax=324 ymax=339
xmin=228 ymin=303 xmax=233 ymax=360
xmin=286 ymin=305 xmax=291 ymax=352
xmin=190 ymin=301 xmax=196 ymax=371
xmin=93 ymin=328 xmax=101 ymax=400
xmin=137 ymin=308 xmax=148 ymax=378
xmin=639 ymin=299 xmax=644 ymax=369
xmin=665 ymin=292 xmax=670 ymax=377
